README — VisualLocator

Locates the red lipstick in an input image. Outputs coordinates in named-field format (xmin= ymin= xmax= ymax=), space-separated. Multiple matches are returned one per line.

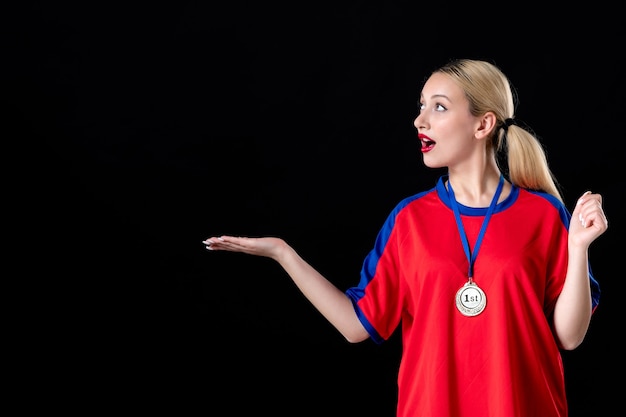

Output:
xmin=418 ymin=133 xmax=435 ymax=153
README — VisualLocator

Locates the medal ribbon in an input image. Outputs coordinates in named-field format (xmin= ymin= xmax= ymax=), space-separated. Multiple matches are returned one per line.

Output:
xmin=447 ymin=175 xmax=504 ymax=279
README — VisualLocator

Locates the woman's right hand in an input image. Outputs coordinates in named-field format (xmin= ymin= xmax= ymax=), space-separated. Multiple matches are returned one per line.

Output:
xmin=202 ymin=236 xmax=288 ymax=260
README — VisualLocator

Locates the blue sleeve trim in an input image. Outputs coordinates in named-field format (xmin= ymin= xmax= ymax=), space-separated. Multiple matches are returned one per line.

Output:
xmin=345 ymin=187 xmax=435 ymax=343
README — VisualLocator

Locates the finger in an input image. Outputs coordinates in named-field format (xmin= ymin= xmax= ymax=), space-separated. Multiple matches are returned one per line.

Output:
xmin=203 ymin=236 xmax=225 ymax=249
xmin=580 ymin=199 xmax=605 ymax=228
xmin=576 ymin=190 xmax=592 ymax=206
xmin=583 ymin=210 xmax=607 ymax=232
xmin=574 ymin=192 xmax=603 ymax=227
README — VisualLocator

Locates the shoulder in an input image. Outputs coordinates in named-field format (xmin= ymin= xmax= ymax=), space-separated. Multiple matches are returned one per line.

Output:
xmin=392 ymin=187 xmax=437 ymax=215
xmin=519 ymin=188 xmax=570 ymax=225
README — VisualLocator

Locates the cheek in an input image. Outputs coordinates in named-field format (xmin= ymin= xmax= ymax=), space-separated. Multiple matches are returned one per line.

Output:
xmin=444 ymin=118 xmax=476 ymax=143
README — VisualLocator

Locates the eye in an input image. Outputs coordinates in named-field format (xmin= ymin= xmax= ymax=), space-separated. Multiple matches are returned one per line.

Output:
xmin=418 ymin=102 xmax=447 ymax=112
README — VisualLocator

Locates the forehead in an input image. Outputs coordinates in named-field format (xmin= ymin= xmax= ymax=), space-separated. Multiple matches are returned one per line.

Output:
xmin=420 ymin=72 xmax=464 ymax=101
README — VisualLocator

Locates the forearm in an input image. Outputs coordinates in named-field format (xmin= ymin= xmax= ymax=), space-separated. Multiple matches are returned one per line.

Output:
xmin=551 ymin=244 xmax=592 ymax=350
xmin=275 ymin=244 xmax=370 ymax=343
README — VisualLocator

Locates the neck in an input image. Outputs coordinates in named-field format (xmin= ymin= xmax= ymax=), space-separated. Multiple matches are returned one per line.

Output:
xmin=447 ymin=168 xmax=508 ymax=207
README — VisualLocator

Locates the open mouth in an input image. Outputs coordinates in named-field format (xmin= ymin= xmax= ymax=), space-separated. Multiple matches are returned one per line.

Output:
xmin=420 ymin=137 xmax=435 ymax=152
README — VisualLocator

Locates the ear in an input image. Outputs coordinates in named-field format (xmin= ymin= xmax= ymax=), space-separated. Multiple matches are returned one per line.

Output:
xmin=475 ymin=112 xmax=497 ymax=140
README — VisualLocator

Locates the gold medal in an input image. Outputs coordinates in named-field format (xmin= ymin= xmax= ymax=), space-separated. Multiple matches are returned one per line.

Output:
xmin=455 ymin=279 xmax=486 ymax=317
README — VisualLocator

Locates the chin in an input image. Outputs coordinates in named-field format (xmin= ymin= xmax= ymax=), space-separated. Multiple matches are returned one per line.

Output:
xmin=422 ymin=158 xmax=443 ymax=169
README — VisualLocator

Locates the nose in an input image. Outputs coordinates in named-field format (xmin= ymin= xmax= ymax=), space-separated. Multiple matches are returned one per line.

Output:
xmin=413 ymin=113 xmax=424 ymax=130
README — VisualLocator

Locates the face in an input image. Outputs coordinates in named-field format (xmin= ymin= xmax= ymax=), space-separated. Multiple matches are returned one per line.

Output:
xmin=413 ymin=72 xmax=482 ymax=169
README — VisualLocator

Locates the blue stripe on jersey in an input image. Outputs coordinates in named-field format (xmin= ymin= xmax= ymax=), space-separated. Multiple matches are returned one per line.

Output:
xmin=346 ymin=187 xmax=435 ymax=344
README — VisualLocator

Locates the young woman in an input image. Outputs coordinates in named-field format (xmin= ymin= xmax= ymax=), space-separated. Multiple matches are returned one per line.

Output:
xmin=202 ymin=58 xmax=608 ymax=417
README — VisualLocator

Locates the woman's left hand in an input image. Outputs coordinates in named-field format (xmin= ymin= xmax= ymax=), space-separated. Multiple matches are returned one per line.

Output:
xmin=569 ymin=191 xmax=608 ymax=247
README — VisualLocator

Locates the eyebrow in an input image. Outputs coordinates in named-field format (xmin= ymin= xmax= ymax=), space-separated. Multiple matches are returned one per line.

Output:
xmin=421 ymin=93 xmax=451 ymax=101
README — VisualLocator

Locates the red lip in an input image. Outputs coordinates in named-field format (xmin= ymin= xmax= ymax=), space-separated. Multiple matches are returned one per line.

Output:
xmin=418 ymin=133 xmax=435 ymax=152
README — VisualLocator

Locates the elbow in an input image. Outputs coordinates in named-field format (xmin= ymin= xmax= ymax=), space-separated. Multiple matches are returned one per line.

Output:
xmin=552 ymin=308 xmax=592 ymax=351
xmin=556 ymin=331 xmax=587 ymax=351
xmin=341 ymin=323 xmax=371 ymax=344
xmin=335 ymin=309 xmax=372 ymax=343
xmin=558 ymin=335 xmax=585 ymax=351
xmin=344 ymin=333 xmax=370 ymax=344
xmin=343 ymin=329 xmax=370 ymax=343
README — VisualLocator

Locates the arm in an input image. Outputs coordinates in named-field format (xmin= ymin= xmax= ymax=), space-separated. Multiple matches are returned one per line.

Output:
xmin=552 ymin=191 xmax=608 ymax=350
xmin=203 ymin=236 xmax=370 ymax=343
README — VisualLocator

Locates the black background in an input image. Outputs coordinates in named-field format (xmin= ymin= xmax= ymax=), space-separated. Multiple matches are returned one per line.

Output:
xmin=8 ymin=2 xmax=625 ymax=415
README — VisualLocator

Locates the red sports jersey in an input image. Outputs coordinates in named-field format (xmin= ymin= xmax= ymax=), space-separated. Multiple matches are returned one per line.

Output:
xmin=345 ymin=176 xmax=600 ymax=417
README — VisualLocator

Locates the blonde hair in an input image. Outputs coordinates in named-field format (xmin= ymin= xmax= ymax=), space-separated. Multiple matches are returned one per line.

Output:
xmin=435 ymin=59 xmax=563 ymax=203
